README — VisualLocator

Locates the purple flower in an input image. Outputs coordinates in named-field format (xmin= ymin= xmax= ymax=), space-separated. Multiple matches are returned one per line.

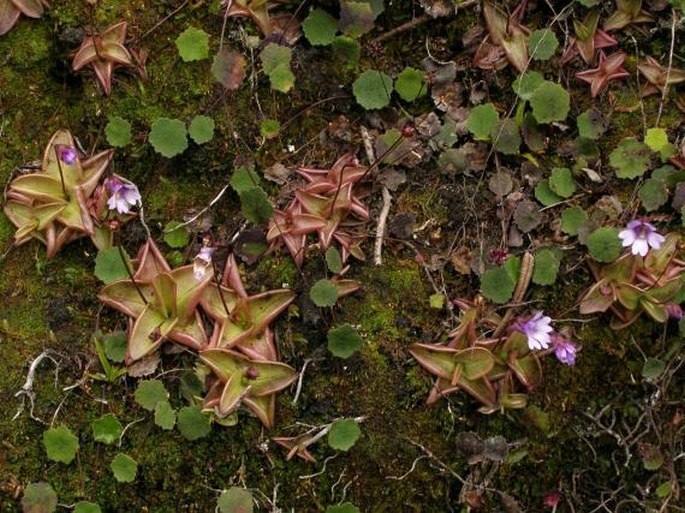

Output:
xmin=193 ymin=246 xmax=215 ymax=280
xmin=513 ymin=311 xmax=554 ymax=350
xmin=665 ymin=303 xmax=683 ymax=320
xmin=618 ymin=219 xmax=665 ymax=257
xmin=105 ymin=175 xmax=141 ymax=214
xmin=57 ymin=145 xmax=78 ymax=165
xmin=551 ymin=334 xmax=577 ymax=366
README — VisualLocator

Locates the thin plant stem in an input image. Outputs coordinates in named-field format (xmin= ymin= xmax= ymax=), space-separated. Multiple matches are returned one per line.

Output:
xmin=118 ymin=244 xmax=148 ymax=305
xmin=53 ymin=147 xmax=68 ymax=196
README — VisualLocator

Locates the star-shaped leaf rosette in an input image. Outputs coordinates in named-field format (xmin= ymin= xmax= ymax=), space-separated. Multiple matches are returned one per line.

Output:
xmin=267 ymin=153 xmax=369 ymax=267
xmin=580 ymin=223 xmax=685 ymax=329
xmin=72 ymin=22 xmax=134 ymax=95
xmin=476 ymin=0 xmax=529 ymax=73
xmin=0 ymin=0 xmax=49 ymax=36
xmin=3 ymin=129 xmax=138 ymax=257
xmin=98 ymin=240 xmax=298 ymax=427
xmin=409 ymin=298 xmax=578 ymax=414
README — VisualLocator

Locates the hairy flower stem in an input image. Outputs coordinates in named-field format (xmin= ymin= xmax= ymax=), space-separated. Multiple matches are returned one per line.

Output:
xmin=117 ymin=244 xmax=148 ymax=305
xmin=211 ymin=260 xmax=232 ymax=318
xmin=493 ymin=252 xmax=534 ymax=337
xmin=53 ymin=148 xmax=68 ymax=197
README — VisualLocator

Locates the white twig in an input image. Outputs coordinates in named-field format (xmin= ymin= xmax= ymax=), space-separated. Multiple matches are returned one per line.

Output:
xmin=299 ymin=454 xmax=339 ymax=480
xmin=118 ymin=418 xmax=145 ymax=447
xmin=374 ymin=186 xmax=392 ymax=266
xmin=138 ymin=205 xmax=152 ymax=239
xmin=291 ymin=358 xmax=312 ymax=405
xmin=14 ymin=350 xmax=58 ymax=422
xmin=166 ymin=183 xmax=232 ymax=232
xmin=386 ymin=455 xmax=429 ymax=480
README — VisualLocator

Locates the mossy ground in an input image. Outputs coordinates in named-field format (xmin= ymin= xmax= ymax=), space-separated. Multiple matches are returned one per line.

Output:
xmin=1 ymin=1 xmax=684 ymax=512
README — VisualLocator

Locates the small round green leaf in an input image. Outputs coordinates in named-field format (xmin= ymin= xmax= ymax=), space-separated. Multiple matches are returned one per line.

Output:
xmin=73 ymin=502 xmax=102 ymax=513
xmin=491 ymin=118 xmax=521 ymax=155
xmin=534 ymin=180 xmax=562 ymax=206
xmin=154 ymin=401 xmax=177 ymax=431
xmin=644 ymin=128 xmax=669 ymax=152
xmin=528 ymin=29 xmax=559 ymax=61
xmin=326 ymin=504 xmax=360 ymax=513
xmin=512 ymin=70 xmax=544 ymax=100
xmin=586 ymin=227 xmax=621 ymax=262
xmin=149 ymin=118 xmax=188 ymax=158
xmin=92 ymin=414 xmax=123 ymax=445
xmin=303 ymin=8 xmax=338 ymax=45
xmin=394 ymin=67 xmax=426 ymax=102
xmin=188 ymin=115 xmax=215 ymax=145
xmin=43 ymin=426 xmax=78 ymax=464
xmin=217 ymin=487 xmax=254 ymax=513
xmin=327 ymin=419 xmax=361 ymax=451
xmin=429 ymin=293 xmax=444 ymax=310
xmin=260 ymin=43 xmax=294 ymax=93
xmin=513 ymin=199 xmax=542 ymax=232
xmin=110 ymin=453 xmax=138 ymax=483
xmin=467 ymin=103 xmax=498 ymax=139
xmin=655 ymin=482 xmax=672 ymax=499
xmin=481 ymin=266 xmax=516 ymax=304
xmin=577 ymin=109 xmax=608 ymax=140
xmin=609 ymin=138 xmax=651 ymax=179
xmin=94 ymin=247 xmax=131 ymax=284
xmin=327 ymin=324 xmax=363 ymax=358
xmin=639 ymin=179 xmax=668 ymax=212
xmin=259 ymin=119 xmax=280 ymax=139
xmin=163 ymin=221 xmax=190 ymax=249
xmin=560 ymin=206 xmax=588 ymax=236
xmin=105 ymin=117 xmax=132 ymax=147
xmin=310 ymin=279 xmax=339 ymax=307
xmin=134 ymin=379 xmax=169 ymax=411
xmin=548 ymin=168 xmax=576 ymax=198
xmin=530 ymin=81 xmax=570 ymax=123
xmin=102 ymin=331 xmax=127 ymax=363
xmin=21 ymin=482 xmax=58 ymax=513
xmin=177 ymin=405 xmax=211 ymax=441
xmin=325 ymin=247 xmax=343 ymax=274
xmin=352 ymin=70 xmax=393 ymax=110
xmin=532 ymin=247 xmax=562 ymax=286
xmin=240 ymin=187 xmax=273 ymax=225
xmin=175 ymin=26 xmax=210 ymax=62
xmin=642 ymin=358 xmax=665 ymax=380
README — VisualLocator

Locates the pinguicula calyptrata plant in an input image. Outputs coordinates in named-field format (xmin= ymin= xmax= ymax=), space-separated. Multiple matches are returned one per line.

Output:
xmin=0 ymin=0 xmax=48 ymax=36
xmin=98 ymin=238 xmax=298 ymax=427
xmin=3 ymin=129 xmax=139 ymax=257
xmin=580 ymin=221 xmax=685 ymax=328
xmin=267 ymin=153 xmax=369 ymax=267
xmin=410 ymin=297 xmax=577 ymax=414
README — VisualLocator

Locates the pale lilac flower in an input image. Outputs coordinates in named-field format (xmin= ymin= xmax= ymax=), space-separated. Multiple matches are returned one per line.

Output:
xmin=57 ymin=145 xmax=78 ymax=165
xmin=105 ymin=175 xmax=141 ymax=214
xmin=618 ymin=219 xmax=665 ymax=257
xmin=551 ymin=334 xmax=577 ymax=366
xmin=665 ymin=303 xmax=683 ymax=320
xmin=193 ymin=246 xmax=215 ymax=281
xmin=513 ymin=311 xmax=554 ymax=350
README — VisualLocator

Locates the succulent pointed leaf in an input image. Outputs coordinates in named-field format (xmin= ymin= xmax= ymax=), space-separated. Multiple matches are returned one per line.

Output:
xmin=409 ymin=343 xmax=458 ymax=379
xmin=152 ymin=273 xmax=178 ymax=319
xmin=13 ymin=0 xmax=44 ymax=18
xmin=457 ymin=376 xmax=498 ymax=408
xmin=244 ymin=289 xmax=295 ymax=331
xmin=453 ymin=347 xmax=495 ymax=380
xmin=167 ymin=311 xmax=206 ymax=351
xmin=133 ymin=239 xmax=171 ymax=282
xmin=10 ymin=175 xmax=66 ymax=202
xmin=98 ymin=281 xmax=154 ymax=318
xmin=508 ymin=354 xmax=543 ymax=390
xmin=200 ymin=284 xmax=239 ymax=320
xmin=0 ymin=1 xmax=21 ymax=36
xmin=243 ymin=394 xmax=275 ymax=428
xmin=170 ymin=266 xmax=213 ymax=322
xmin=640 ymin=298 xmax=668 ymax=323
xmin=579 ymin=280 xmax=616 ymax=314
xmin=101 ymin=41 xmax=133 ymax=65
xmin=127 ymin=306 xmax=167 ymax=362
